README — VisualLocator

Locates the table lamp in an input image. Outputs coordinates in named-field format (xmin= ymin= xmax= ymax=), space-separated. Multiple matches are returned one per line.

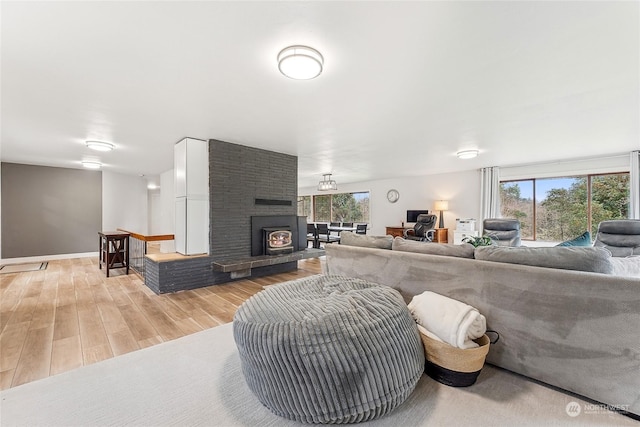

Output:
xmin=434 ymin=200 xmax=449 ymax=228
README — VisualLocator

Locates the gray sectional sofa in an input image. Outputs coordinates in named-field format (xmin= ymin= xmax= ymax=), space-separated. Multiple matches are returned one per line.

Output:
xmin=323 ymin=234 xmax=640 ymax=418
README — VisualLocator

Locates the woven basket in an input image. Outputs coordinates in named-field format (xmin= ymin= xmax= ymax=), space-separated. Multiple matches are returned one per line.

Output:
xmin=419 ymin=331 xmax=490 ymax=387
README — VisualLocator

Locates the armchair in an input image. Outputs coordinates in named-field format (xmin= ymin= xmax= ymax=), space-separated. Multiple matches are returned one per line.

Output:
xmin=403 ymin=214 xmax=437 ymax=242
xmin=593 ymin=219 xmax=640 ymax=257
xmin=482 ymin=218 xmax=521 ymax=247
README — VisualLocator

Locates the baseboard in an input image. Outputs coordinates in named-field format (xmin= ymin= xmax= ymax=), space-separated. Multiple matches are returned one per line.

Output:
xmin=0 ymin=252 xmax=98 ymax=265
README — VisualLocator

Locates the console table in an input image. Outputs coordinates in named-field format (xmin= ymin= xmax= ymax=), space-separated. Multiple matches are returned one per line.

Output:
xmin=98 ymin=231 xmax=130 ymax=277
xmin=386 ymin=226 xmax=448 ymax=243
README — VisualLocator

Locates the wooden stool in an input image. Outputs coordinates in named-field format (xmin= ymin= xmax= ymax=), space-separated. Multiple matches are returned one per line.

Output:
xmin=98 ymin=231 xmax=130 ymax=277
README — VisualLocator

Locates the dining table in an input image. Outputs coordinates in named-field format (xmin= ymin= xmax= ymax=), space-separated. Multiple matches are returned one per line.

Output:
xmin=328 ymin=226 xmax=357 ymax=234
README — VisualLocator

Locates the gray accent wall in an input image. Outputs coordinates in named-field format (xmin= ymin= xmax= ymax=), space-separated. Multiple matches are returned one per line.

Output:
xmin=208 ymin=139 xmax=298 ymax=260
xmin=1 ymin=162 xmax=102 ymax=258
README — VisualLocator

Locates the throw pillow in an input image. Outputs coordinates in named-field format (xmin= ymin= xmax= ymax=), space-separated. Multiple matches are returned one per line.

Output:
xmin=340 ymin=231 xmax=393 ymax=250
xmin=556 ymin=231 xmax=591 ymax=247
xmin=391 ymin=237 xmax=475 ymax=259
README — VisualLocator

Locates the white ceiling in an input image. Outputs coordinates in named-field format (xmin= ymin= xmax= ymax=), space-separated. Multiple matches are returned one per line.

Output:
xmin=2 ymin=1 xmax=638 ymax=188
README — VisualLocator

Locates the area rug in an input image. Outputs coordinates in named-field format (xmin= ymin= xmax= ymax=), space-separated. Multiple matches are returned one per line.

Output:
xmin=0 ymin=323 xmax=634 ymax=426
xmin=0 ymin=262 xmax=47 ymax=274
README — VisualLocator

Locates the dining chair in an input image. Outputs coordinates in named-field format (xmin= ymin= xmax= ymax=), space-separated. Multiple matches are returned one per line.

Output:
xmin=316 ymin=223 xmax=341 ymax=246
xmin=355 ymin=224 xmax=367 ymax=235
xmin=306 ymin=223 xmax=319 ymax=248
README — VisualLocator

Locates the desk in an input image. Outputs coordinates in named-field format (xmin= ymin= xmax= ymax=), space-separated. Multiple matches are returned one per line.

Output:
xmin=433 ymin=228 xmax=449 ymax=243
xmin=386 ymin=226 xmax=410 ymax=238
xmin=99 ymin=231 xmax=130 ymax=277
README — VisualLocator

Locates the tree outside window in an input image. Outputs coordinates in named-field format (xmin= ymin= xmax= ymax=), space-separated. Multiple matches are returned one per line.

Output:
xmin=500 ymin=173 xmax=629 ymax=242
xmin=297 ymin=196 xmax=312 ymax=222
xmin=301 ymin=192 xmax=370 ymax=223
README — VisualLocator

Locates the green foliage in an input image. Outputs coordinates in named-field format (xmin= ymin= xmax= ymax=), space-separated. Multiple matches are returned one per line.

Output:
xmin=331 ymin=193 xmax=368 ymax=222
xmin=500 ymin=182 xmax=533 ymax=238
xmin=499 ymin=174 xmax=629 ymax=242
xmin=462 ymin=236 xmax=493 ymax=247
xmin=309 ymin=192 xmax=371 ymax=223
xmin=314 ymin=195 xmax=331 ymax=222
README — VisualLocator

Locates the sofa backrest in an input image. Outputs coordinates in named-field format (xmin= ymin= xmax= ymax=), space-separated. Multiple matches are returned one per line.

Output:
xmin=340 ymin=231 xmax=394 ymax=250
xmin=391 ymin=237 xmax=475 ymax=258
xmin=474 ymin=245 xmax=613 ymax=274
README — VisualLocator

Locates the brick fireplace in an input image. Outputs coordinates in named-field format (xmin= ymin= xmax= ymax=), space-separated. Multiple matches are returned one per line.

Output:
xmin=144 ymin=139 xmax=320 ymax=294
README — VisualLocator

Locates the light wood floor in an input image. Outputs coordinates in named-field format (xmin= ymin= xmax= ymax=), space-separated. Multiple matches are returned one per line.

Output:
xmin=0 ymin=256 xmax=322 ymax=391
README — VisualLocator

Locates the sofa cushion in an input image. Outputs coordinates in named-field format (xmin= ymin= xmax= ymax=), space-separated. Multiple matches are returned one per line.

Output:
xmin=556 ymin=231 xmax=591 ymax=247
xmin=474 ymin=245 xmax=613 ymax=274
xmin=340 ymin=231 xmax=393 ymax=249
xmin=392 ymin=237 xmax=475 ymax=258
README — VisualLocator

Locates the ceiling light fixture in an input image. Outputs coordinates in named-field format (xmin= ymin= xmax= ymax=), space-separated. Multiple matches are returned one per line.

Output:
xmin=86 ymin=141 xmax=115 ymax=152
xmin=317 ymin=173 xmax=337 ymax=191
xmin=456 ymin=150 xmax=479 ymax=159
xmin=82 ymin=161 xmax=102 ymax=169
xmin=278 ymin=45 xmax=324 ymax=80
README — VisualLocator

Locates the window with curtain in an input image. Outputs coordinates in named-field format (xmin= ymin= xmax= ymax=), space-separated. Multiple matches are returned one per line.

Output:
xmin=500 ymin=172 xmax=630 ymax=241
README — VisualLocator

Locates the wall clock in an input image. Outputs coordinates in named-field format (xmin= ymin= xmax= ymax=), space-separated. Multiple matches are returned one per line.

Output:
xmin=387 ymin=189 xmax=400 ymax=203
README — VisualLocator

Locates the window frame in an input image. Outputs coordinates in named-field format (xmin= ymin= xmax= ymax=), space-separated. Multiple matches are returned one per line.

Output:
xmin=499 ymin=171 xmax=629 ymax=242
xmin=299 ymin=191 xmax=371 ymax=224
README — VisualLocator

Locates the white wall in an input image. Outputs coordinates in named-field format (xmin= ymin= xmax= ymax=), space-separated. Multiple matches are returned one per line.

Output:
xmin=102 ymin=171 xmax=148 ymax=233
xmin=148 ymin=189 xmax=162 ymax=234
xmin=159 ymin=169 xmax=176 ymax=253
xmin=300 ymin=169 xmax=481 ymax=236
xmin=500 ymin=154 xmax=630 ymax=180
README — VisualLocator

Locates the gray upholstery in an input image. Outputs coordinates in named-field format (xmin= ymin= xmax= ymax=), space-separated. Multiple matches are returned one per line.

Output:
xmin=609 ymin=256 xmax=640 ymax=278
xmin=404 ymin=214 xmax=437 ymax=242
xmin=233 ymin=275 xmax=425 ymax=424
xmin=482 ymin=218 xmax=521 ymax=246
xmin=474 ymin=245 xmax=613 ymax=274
xmin=392 ymin=237 xmax=475 ymax=258
xmin=340 ymin=230 xmax=393 ymax=249
xmin=594 ymin=219 xmax=640 ymax=257
xmin=323 ymin=243 xmax=640 ymax=418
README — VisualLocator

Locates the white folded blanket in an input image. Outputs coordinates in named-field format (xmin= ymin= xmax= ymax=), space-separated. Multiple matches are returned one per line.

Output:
xmin=408 ymin=291 xmax=486 ymax=349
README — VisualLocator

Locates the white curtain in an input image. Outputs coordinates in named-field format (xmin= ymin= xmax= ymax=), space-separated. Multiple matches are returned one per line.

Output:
xmin=631 ymin=150 xmax=640 ymax=219
xmin=479 ymin=166 xmax=500 ymax=223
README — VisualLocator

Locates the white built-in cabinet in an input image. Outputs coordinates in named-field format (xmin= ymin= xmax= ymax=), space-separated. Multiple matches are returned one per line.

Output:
xmin=174 ymin=138 xmax=209 ymax=255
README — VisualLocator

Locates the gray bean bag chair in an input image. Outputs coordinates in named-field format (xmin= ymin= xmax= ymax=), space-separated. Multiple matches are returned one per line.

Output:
xmin=233 ymin=275 xmax=424 ymax=424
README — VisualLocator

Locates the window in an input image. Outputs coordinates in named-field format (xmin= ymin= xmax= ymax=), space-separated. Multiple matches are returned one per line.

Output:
xmin=297 ymin=196 xmax=312 ymax=222
xmin=300 ymin=192 xmax=371 ymax=223
xmin=500 ymin=173 xmax=629 ymax=242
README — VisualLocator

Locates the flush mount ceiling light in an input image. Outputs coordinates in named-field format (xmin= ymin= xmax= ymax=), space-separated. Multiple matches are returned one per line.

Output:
xmin=318 ymin=173 xmax=337 ymax=191
xmin=456 ymin=150 xmax=479 ymax=159
xmin=278 ymin=45 xmax=324 ymax=80
xmin=82 ymin=161 xmax=102 ymax=169
xmin=86 ymin=141 xmax=115 ymax=152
